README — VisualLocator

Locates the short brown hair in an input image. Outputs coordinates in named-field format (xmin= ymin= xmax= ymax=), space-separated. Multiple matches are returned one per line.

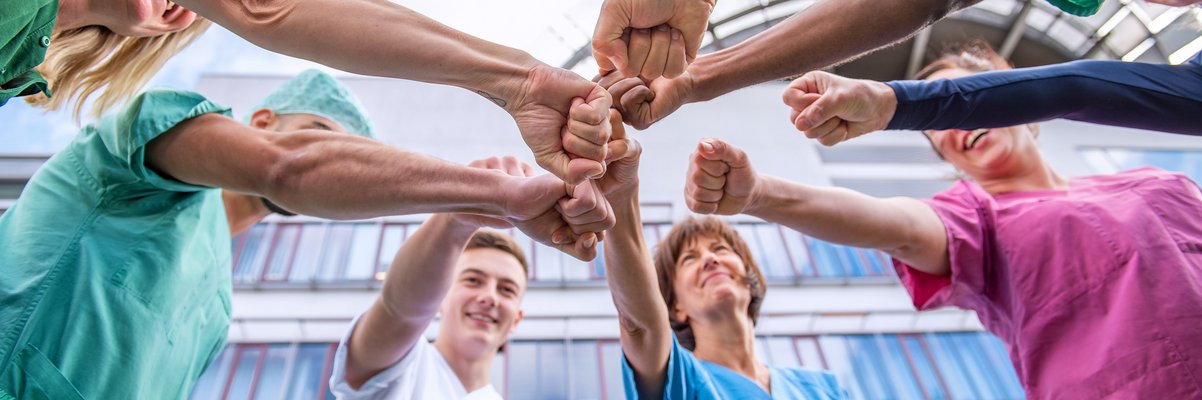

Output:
xmin=465 ymin=230 xmax=529 ymax=280
xmin=652 ymin=216 xmax=767 ymax=351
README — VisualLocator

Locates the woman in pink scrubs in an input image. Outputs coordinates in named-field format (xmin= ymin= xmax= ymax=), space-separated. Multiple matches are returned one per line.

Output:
xmin=666 ymin=45 xmax=1202 ymax=398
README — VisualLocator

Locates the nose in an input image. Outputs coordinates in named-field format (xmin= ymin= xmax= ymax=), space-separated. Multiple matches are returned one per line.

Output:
xmin=700 ymin=252 xmax=719 ymax=271
xmin=475 ymin=287 xmax=499 ymax=308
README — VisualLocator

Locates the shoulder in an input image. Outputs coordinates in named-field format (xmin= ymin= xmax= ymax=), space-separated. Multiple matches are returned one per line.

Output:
xmin=1080 ymin=166 xmax=1196 ymax=189
xmin=773 ymin=367 xmax=847 ymax=398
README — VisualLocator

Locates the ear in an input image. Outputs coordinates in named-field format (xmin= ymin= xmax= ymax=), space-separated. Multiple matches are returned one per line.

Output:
xmin=671 ymin=302 xmax=689 ymax=326
xmin=437 ymin=295 xmax=453 ymax=317
xmin=249 ymin=109 xmax=279 ymax=130
xmin=509 ymin=309 xmax=524 ymax=334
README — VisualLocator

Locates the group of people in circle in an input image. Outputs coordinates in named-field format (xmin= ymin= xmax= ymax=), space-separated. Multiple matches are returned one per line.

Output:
xmin=2 ymin=0 xmax=1201 ymax=398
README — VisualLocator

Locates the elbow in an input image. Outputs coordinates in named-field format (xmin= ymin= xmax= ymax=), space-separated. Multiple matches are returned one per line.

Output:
xmin=260 ymin=137 xmax=320 ymax=201
xmin=618 ymin=314 xmax=653 ymax=341
xmin=225 ymin=0 xmax=297 ymax=32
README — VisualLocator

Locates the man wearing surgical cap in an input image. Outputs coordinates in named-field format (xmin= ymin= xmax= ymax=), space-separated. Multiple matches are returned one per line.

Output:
xmin=0 ymin=70 xmax=611 ymax=399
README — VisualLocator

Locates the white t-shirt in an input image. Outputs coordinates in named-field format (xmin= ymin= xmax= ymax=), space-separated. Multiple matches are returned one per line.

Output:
xmin=329 ymin=316 xmax=503 ymax=400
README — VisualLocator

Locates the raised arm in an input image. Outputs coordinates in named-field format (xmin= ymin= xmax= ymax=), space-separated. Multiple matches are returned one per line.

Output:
xmin=178 ymin=0 xmax=611 ymax=184
xmin=603 ymin=0 xmax=981 ymax=129
xmin=884 ymin=58 xmax=1202 ymax=136
xmin=342 ymin=213 xmax=482 ymax=388
xmin=784 ymin=55 xmax=1202 ymax=145
xmin=145 ymin=114 xmax=607 ymax=259
xmin=583 ymin=111 xmax=672 ymax=398
xmin=684 ymin=138 xmax=950 ymax=275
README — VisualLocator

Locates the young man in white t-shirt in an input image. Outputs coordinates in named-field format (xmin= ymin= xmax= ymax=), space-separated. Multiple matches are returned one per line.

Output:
xmin=329 ymin=157 xmax=608 ymax=399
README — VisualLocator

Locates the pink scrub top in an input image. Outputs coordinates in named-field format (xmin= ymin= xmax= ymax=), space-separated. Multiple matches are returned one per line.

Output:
xmin=893 ymin=167 xmax=1202 ymax=399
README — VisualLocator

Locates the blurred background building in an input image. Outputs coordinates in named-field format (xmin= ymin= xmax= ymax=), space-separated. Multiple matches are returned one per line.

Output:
xmin=2 ymin=0 xmax=1201 ymax=398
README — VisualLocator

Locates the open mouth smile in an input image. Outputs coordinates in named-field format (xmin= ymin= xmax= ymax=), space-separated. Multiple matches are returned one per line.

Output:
xmin=466 ymin=313 xmax=497 ymax=324
xmin=964 ymin=129 xmax=990 ymax=151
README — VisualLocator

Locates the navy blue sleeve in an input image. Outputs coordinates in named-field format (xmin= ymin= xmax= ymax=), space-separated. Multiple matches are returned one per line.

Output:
xmin=885 ymin=51 xmax=1202 ymax=136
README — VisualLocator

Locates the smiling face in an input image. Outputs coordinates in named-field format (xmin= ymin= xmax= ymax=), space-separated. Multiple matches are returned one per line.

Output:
xmin=921 ymin=68 xmax=1044 ymax=182
xmin=103 ymin=0 xmax=197 ymax=37
xmin=437 ymin=247 xmax=527 ymax=356
xmin=670 ymin=235 xmax=753 ymax=323
xmin=653 ymin=216 xmax=766 ymax=350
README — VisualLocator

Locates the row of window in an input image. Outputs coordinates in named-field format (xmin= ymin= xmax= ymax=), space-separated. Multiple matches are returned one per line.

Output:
xmin=1079 ymin=147 xmax=1202 ymax=182
xmin=230 ymin=220 xmax=895 ymax=286
xmin=189 ymin=331 xmax=1023 ymax=400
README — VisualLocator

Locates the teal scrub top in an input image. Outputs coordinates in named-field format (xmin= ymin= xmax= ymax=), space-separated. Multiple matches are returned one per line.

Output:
xmin=0 ymin=89 xmax=234 ymax=399
xmin=1045 ymin=0 xmax=1104 ymax=17
xmin=0 ymin=0 xmax=55 ymax=106
xmin=622 ymin=336 xmax=848 ymax=399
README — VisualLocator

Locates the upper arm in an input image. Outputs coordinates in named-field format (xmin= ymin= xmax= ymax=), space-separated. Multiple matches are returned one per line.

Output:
xmin=879 ymin=197 xmax=950 ymax=276
xmin=602 ymin=214 xmax=673 ymax=399
xmin=144 ymin=112 xmax=287 ymax=195
xmin=617 ymin=311 xmax=671 ymax=400
xmin=341 ymin=299 xmax=427 ymax=389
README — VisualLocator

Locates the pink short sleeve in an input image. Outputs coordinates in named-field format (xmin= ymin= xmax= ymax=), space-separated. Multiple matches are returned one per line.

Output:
xmin=893 ymin=181 xmax=996 ymax=311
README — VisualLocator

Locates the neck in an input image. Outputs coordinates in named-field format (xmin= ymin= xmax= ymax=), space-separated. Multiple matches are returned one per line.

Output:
xmin=976 ymin=156 xmax=1069 ymax=196
xmin=221 ymin=191 xmax=271 ymax=236
xmin=434 ymin=338 xmax=495 ymax=393
xmin=54 ymin=0 xmax=97 ymax=33
xmin=690 ymin=312 xmax=766 ymax=381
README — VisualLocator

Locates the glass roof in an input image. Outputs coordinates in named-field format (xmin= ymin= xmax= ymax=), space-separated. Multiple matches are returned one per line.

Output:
xmin=2 ymin=0 xmax=1198 ymax=154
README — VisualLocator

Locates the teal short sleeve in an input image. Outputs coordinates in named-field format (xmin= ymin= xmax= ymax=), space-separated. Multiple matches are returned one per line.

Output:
xmin=621 ymin=335 xmax=706 ymax=400
xmin=1044 ymin=0 xmax=1103 ymax=16
xmin=93 ymin=88 xmax=232 ymax=193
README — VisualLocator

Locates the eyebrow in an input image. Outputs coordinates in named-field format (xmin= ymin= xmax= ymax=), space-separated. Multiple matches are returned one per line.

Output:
xmin=460 ymin=267 xmax=522 ymax=288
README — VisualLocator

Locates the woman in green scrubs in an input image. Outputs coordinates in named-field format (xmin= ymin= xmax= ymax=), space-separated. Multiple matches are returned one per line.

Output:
xmin=0 ymin=70 xmax=608 ymax=399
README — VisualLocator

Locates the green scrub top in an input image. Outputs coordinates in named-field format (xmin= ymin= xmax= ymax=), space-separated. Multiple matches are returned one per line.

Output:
xmin=0 ymin=0 xmax=56 ymax=106
xmin=0 ymin=89 xmax=234 ymax=399
xmin=1045 ymin=0 xmax=1104 ymax=16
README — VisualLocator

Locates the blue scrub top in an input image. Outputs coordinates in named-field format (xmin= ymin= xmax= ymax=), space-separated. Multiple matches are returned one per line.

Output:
xmin=622 ymin=336 xmax=847 ymax=399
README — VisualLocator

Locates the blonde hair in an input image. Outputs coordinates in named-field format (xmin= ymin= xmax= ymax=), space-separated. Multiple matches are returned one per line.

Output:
xmin=26 ymin=18 xmax=212 ymax=119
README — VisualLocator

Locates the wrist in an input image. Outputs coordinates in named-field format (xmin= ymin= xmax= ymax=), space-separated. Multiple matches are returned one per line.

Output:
xmin=869 ymin=81 xmax=898 ymax=130
xmin=431 ymin=213 xmax=481 ymax=238
xmin=684 ymin=55 xmax=719 ymax=103
xmin=742 ymin=174 xmax=774 ymax=216
xmin=472 ymin=51 xmax=544 ymax=114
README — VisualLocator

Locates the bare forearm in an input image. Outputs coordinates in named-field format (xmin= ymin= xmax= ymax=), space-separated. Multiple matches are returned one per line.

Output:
xmin=603 ymin=191 xmax=671 ymax=396
xmin=747 ymin=175 xmax=946 ymax=269
xmin=688 ymin=0 xmax=978 ymax=102
xmin=379 ymin=214 xmax=477 ymax=325
xmin=346 ymin=214 xmax=477 ymax=386
xmin=184 ymin=0 xmax=540 ymax=106
xmin=257 ymin=132 xmax=515 ymax=220
xmin=604 ymin=193 xmax=670 ymax=331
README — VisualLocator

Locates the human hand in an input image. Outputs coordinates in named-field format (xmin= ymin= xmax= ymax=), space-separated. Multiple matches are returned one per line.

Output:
xmin=510 ymin=65 xmax=613 ymax=186
xmin=684 ymin=138 xmax=759 ymax=215
xmin=595 ymin=109 xmax=643 ymax=198
xmin=593 ymin=0 xmax=716 ymax=80
xmin=475 ymin=156 xmax=601 ymax=261
xmin=597 ymin=70 xmax=695 ymax=130
xmin=783 ymin=71 xmax=897 ymax=146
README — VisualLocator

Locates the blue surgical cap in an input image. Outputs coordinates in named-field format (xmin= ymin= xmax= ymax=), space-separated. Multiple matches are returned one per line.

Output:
xmin=247 ymin=69 xmax=375 ymax=138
